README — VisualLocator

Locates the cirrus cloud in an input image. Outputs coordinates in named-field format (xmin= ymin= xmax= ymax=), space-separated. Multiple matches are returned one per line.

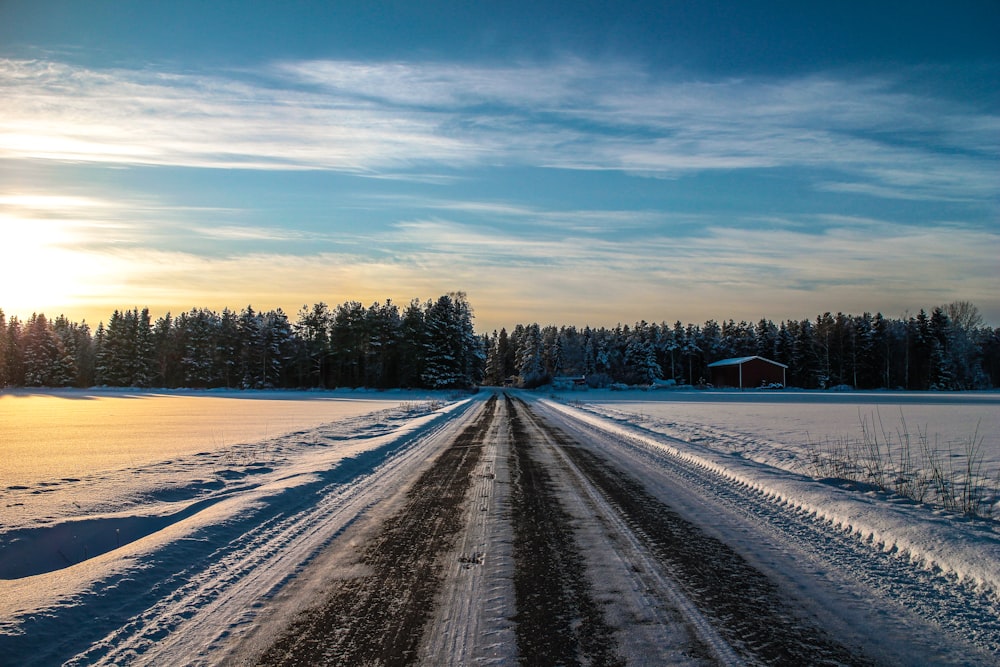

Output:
xmin=1 ymin=57 xmax=996 ymax=204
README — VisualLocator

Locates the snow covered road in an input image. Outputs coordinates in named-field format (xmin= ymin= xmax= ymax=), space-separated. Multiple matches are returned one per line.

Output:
xmin=240 ymin=393 xmax=1000 ymax=664
xmin=3 ymin=390 xmax=999 ymax=665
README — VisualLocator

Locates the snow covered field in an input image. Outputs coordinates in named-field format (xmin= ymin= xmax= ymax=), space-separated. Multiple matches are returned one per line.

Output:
xmin=2 ymin=388 xmax=999 ymax=664
xmin=1 ymin=389 xmax=452 ymax=571
xmin=551 ymin=388 xmax=1000 ymax=511
xmin=1 ymin=389 xmax=426 ymax=490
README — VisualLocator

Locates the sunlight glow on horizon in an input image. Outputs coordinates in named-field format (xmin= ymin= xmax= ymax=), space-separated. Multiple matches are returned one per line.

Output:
xmin=1 ymin=184 xmax=998 ymax=330
xmin=0 ymin=216 xmax=129 ymax=318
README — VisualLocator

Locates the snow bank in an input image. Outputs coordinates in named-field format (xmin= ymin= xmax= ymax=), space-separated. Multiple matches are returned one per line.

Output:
xmin=541 ymin=398 xmax=1000 ymax=600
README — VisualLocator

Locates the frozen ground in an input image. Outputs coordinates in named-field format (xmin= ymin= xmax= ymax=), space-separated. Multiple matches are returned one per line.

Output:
xmin=1 ymin=388 xmax=999 ymax=664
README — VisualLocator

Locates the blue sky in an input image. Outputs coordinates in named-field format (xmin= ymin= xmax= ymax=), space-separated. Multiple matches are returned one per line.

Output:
xmin=1 ymin=1 xmax=998 ymax=331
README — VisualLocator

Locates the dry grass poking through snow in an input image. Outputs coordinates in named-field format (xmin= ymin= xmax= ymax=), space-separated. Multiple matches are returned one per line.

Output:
xmin=805 ymin=410 xmax=998 ymax=518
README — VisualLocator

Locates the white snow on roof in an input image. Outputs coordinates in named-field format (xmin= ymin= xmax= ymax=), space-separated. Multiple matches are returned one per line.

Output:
xmin=707 ymin=356 xmax=788 ymax=368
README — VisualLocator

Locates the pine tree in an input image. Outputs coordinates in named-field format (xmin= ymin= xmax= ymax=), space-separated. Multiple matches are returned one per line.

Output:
xmin=331 ymin=301 xmax=368 ymax=388
xmin=454 ymin=292 xmax=484 ymax=387
xmin=515 ymin=323 xmax=545 ymax=388
xmin=853 ymin=313 xmax=877 ymax=389
xmin=813 ymin=312 xmax=835 ymax=389
xmin=179 ymin=308 xmax=221 ymax=388
xmin=133 ymin=308 xmax=155 ymax=387
xmin=928 ymin=307 xmax=956 ymax=390
xmin=420 ymin=293 xmax=481 ymax=389
xmin=681 ymin=323 xmax=701 ymax=385
xmin=22 ymin=314 xmax=72 ymax=386
xmin=52 ymin=315 xmax=93 ymax=387
xmin=237 ymin=306 xmax=263 ymax=388
xmin=909 ymin=310 xmax=933 ymax=390
xmin=624 ymin=333 xmax=662 ymax=384
xmin=0 ymin=309 xmax=7 ymax=387
xmin=755 ymin=318 xmax=778 ymax=361
xmin=499 ymin=327 xmax=516 ymax=381
xmin=483 ymin=330 xmax=501 ymax=385
xmin=877 ymin=314 xmax=905 ymax=390
xmin=365 ymin=300 xmax=401 ymax=388
xmin=397 ymin=299 xmax=426 ymax=388
xmin=217 ymin=308 xmax=242 ymax=388
xmin=294 ymin=303 xmax=332 ymax=388
xmin=772 ymin=321 xmax=790 ymax=370
xmin=542 ymin=325 xmax=562 ymax=378
xmin=94 ymin=308 xmax=154 ymax=387
xmin=264 ymin=308 xmax=294 ymax=388
xmin=152 ymin=313 xmax=186 ymax=387
xmin=582 ymin=328 xmax=598 ymax=379
xmin=95 ymin=310 xmax=123 ymax=385
xmin=980 ymin=327 xmax=1000 ymax=388
xmin=795 ymin=319 xmax=824 ymax=389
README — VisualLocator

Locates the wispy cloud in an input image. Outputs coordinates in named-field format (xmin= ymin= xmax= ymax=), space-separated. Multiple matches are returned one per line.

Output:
xmin=191 ymin=225 xmax=309 ymax=242
xmin=1 ymin=58 xmax=996 ymax=203
xmin=0 ymin=194 xmax=117 ymax=210
xmin=0 ymin=59 xmax=478 ymax=171
xmin=376 ymin=195 xmax=679 ymax=234
xmin=5 ymin=200 xmax=996 ymax=329
xmin=376 ymin=213 xmax=1000 ymax=325
xmin=3 ymin=56 xmax=997 ymax=328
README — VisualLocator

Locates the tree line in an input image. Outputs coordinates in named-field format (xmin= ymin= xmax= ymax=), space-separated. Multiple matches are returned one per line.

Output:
xmin=481 ymin=301 xmax=1000 ymax=390
xmin=2 ymin=297 xmax=997 ymax=391
xmin=0 ymin=293 xmax=482 ymax=390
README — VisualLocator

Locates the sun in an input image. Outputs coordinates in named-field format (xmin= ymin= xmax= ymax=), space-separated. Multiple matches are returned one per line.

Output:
xmin=0 ymin=192 xmax=137 ymax=321
xmin=2 ymin=217 xmax=72 ymax=304
xmin=0 ymin=215 xmax=109 ymax=316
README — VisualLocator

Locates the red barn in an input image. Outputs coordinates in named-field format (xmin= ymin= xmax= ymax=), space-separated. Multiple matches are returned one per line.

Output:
xmin=707 ymin=356 xmax=787 ymax=389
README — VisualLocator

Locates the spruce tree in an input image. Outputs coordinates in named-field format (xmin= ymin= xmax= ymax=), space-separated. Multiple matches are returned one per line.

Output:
xmin=397 ymin=299 xmax=426 ymax=388
xmin=294 ymin=302 xmax=332 ymax=388
xmin=365 ymin=300 xmax=401 ymax=388
xmin=263 ymin=308 xmax=294 ymax=388
xmin=0 ymin=309 xmax=7 ymax=387
xmin=421 ymin=294 xmax=462 ymax=388
xmin=22 ymin=314 xmax=71 ymax=386
xmin=331 ymin=301 xmax=368 ymax=388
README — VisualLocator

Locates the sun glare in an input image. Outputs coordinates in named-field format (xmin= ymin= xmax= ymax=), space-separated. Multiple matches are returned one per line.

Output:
xmin=0 ymin=194 xmax=106 ymax=210
xmin=0 ymin=215 xmax=111 ymax=314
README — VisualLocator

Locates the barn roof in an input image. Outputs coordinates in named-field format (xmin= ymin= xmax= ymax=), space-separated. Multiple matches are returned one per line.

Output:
xmin=707 ymin=355 xmax=788 ymax=369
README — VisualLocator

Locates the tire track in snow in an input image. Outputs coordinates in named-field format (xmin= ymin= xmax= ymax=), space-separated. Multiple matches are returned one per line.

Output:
xmin=255 ymin=395 xmax=496 ymax=666
xmin=51 ymin=400 xmax=480 ymax=667
xmin=509 ymin=396 xmax=734 ymax=665
xmin=419 ymin=393 xmax=515 ymax=665
xmin=507 ymin=395 xmax=626 ymax=666
xmin=515 ymin=397 xmax=867 ymax=666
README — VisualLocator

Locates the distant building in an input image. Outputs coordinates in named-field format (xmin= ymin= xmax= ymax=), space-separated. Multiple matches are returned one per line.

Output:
xmin=707 ymin=356 xmax=787 ymax=389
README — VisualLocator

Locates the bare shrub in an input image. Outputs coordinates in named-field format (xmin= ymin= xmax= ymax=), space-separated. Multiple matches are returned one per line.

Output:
xmin=806 ymin=411 xmax=995 ymax=518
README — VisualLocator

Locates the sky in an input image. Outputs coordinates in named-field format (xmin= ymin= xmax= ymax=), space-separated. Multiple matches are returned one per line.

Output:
xmin=1 ymin=1 xmax=998 ymax=332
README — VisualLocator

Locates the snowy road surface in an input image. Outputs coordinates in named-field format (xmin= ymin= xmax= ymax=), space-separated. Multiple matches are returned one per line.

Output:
xmin=2 ymin=391 xmax=999 ymax=665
